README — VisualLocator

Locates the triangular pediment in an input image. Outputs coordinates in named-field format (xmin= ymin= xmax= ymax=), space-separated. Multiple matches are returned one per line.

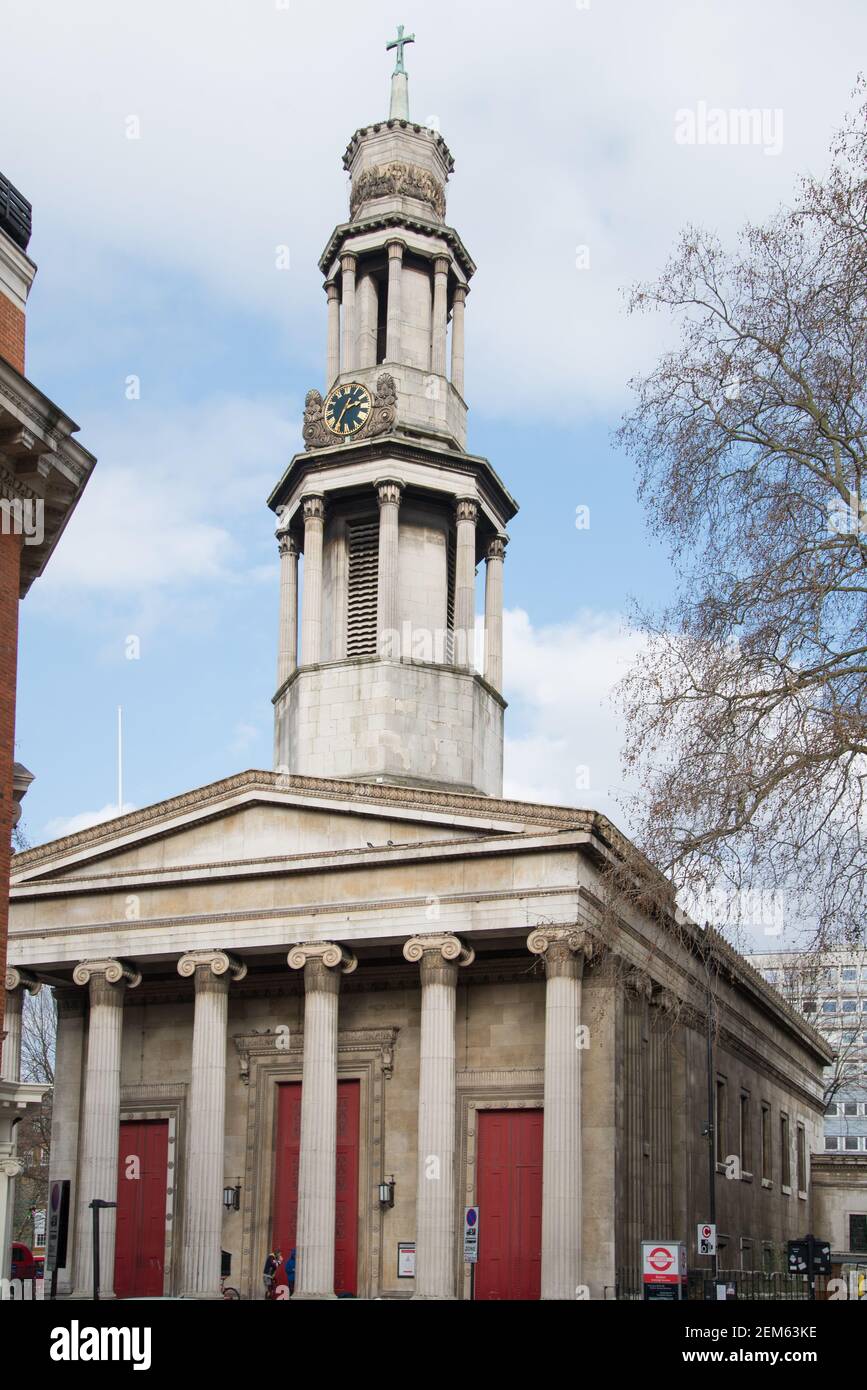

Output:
xmin=11 ymin=769 xmax=591 ymax=886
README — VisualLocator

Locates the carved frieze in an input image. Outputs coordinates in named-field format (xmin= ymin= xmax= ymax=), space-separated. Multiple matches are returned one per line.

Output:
xmin=350 ymin=162 xmax=446 ymax=220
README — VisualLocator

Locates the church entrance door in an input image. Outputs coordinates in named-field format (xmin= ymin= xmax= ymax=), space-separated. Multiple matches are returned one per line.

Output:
xmin=474 ymin=1108 xmax=543 ymax=1300
xmin=272 ymin=1079 xmax=360 ymax=1295
xmin=114 ymin=1119 xmax=169 ymax=1298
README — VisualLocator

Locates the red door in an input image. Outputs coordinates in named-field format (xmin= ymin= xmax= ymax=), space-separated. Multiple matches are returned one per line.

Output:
xmin=273 ymin=1080 xmax=359 ymax=1295
xmin=475 ymin=1109 xmax=543 ymax=1300
xmin=115 ymin=1119 xmax=169 ymax=1298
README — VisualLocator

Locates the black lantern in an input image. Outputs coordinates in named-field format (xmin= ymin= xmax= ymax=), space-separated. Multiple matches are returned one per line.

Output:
xmin=223 ymin=1181 xmax=241 ymax=1212
xmin=378 ymin=1175 xmax=395 ymax=1209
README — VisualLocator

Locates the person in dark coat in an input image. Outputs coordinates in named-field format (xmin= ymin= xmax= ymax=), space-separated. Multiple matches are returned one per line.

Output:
xmin=283 ymin=1248 xmax=296 ymax=1295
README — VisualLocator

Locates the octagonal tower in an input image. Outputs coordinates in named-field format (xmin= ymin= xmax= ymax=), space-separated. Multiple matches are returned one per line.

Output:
xmin=269 ymin=37 xmax=517 ymax=797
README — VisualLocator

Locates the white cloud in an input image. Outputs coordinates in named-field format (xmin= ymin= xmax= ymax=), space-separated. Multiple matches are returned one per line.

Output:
xmin=33 ymin=395 xmax=292 ymax=595
xmin=502 ymin=607 xmax=645 ymax=827
xmin=43 ymin=801 xmax=136 ymax=840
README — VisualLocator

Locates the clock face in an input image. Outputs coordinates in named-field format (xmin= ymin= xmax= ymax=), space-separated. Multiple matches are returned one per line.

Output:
xmin=324 ymin=381 xmax=372 ymax=437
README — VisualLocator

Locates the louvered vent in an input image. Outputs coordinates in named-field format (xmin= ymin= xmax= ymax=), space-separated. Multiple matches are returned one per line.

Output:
xmin=347 ymin=518 xmax=380 ymax=656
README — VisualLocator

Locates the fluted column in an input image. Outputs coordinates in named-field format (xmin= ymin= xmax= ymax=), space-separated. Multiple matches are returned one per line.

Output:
xmin=276 ymin=531 xmax=299 ymax=689
xmin=325 ymin=279 xmax=340 ymax=386
xmin=403 ymin=933 xmax=474 ymax=1299
xmin=375 ymin=478 xmax=404 ymax=658
xmin=431 ymin=256 xmax=450 ymax=376
xmin=451 ymin=284 xmax=467 ymax=396
xmin=483 ymin=533 xmax=507 ymax=693
xmin=357 ymin=271 xmax=379 ymax=369
xmin=72 ymin=959 xmax=140 ymax=1297
xmin=528 ymin=926 xmax=595 ymax=1300
xmin=3 ymin=968 xmax=40 ymax=1082
xmin=288 ymin=942 xmax=357 ymax=1298
xmin=385 ymin=240 xmax=405 ymax=363
xmin=340 ymin=254 xmax=357 ymax=373
xmin=48 ymin=991 xmax=85 ymax=1295
xmin=453 ymin=498 xmax=478 ymax=670
xmin=300 ymin=495 xmax=326 ymax=665
xmin=177 ymin=950 xmax=246 ymax=1297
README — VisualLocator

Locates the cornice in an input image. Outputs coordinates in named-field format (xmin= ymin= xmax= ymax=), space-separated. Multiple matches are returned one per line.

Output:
xmin=267 ymin=433 xmax=518 ymax=525
xmin=342 ymin=120 xmax=455 ymax=173
xmin=10 ymin=768 xmax=607 ymax=875
xmin=319 ymin=212 xmax=474 ymax=279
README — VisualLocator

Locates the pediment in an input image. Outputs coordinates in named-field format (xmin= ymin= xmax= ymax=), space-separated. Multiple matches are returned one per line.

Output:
xmin=11 ymin=768 xmax=585 ymax=887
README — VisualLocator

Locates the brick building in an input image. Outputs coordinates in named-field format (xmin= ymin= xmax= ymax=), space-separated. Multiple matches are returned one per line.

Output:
xmin=0 ymin=168 xmax=95 ymax=1277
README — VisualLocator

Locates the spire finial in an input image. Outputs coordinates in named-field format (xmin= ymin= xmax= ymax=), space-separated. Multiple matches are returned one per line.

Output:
xmin=386 ymin=24 xmax=415 ymax=120
xmin=387 ymin=24 xmax=415 ymax=75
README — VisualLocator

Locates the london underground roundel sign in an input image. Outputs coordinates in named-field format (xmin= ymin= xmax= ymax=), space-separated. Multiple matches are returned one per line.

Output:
xmin=641 ymin=1240 xmax=686 ymax=1285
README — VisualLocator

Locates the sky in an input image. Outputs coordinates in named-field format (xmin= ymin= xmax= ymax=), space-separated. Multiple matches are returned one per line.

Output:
xmin=3 ymin=0 xmax=865 ymax=878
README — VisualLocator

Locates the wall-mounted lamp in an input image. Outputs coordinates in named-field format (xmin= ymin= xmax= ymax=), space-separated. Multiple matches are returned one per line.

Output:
xmin=223 ymin=1181 xmax=241 ymax=1212
xmin=378 ymin=1175 xmax=395 ymax=1209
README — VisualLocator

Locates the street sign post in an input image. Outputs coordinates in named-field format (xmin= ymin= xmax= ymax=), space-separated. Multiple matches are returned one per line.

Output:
xmin=464 ymin=1206 xmax=479 ymax=1301
xmin=45 ymin=1180 xmax=70 ymax=1301
xmin=642 ymin=1240 xmax=687 ymax=1301
xmin=697 ymin=1222 xmax=717 ymax=1256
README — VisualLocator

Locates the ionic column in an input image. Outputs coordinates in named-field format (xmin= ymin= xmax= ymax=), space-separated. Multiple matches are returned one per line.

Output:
xmin=177 ymin=950 xmax=246 ymax=1297
xmin=451 ymin=284 xmax=467 ymax=396
xmin=453 ymin=498 xmax=478 ymax=670
xmin=339 ymin=254 xmax=357 ymax=373
xmin=288 ymin=941 xmax=357 ymax=1298
xmin=2 ymin=968 xmax=41 ymax=1082
xmin=527 ymin=926 xmax=595 ymax=1300
xmin=357 ymin=271 xmax=379 ymax=370
xmin=431 ymin=255 xmax=450 ymax=376
xmin=72 ymin=959 xmax=140 ymax=1298
xmin=385 ymin=240 xmax=405 ymax=363
xmin=300 ymin=495 xmax=326 ymax=666
xmin=325 ymin=279 xmax=340 ymax=386
xmin=48 ymin=991 xmax=85 ymax=1295
xmin=483 ymin=533 xmax=508 ymax=693
xmin=403 ymin=933 xmax=474 ymax=1299
xmin=276 ymin=531 xmax=299 ymax=689
xmin=375 ymin=478 xmax=404 ymax=658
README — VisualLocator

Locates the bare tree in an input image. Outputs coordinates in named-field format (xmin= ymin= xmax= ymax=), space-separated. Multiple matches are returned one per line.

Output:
xmin=13 ymin=990 xmax=55 ymax=1243
xmin=617 ymin=78 xmax=867 ymax=946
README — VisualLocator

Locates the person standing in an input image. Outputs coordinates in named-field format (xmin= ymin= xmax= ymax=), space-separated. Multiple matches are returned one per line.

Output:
xmin=263 ymin=1247 xmax=283 ymax=1300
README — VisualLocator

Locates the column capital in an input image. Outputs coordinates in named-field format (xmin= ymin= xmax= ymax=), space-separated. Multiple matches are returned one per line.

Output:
xmin=386 ymin=238 xmax=407 ymax=260
xmin=453 ymin=283 xmax=469 ymax=304
xmin=403 ymin=933 xmax=475 ymax=968
xmin=527 ymin=926 xmax=596 ymax=978
xmin=374 ymin=477 xmax=405 ymax=507
xmin=340 ymin=251 xmax=358 ymax=274
xmin=288 ymin=942 xmax=358 ymax=974
xmin=486 ymin=532 xmax=508 ymax=563
xmin=72 ymin=959 xmax=141 ymax=990
xmin=324 ymin=278 xmax=340 ymax=301
xmin=301 ymin=493 xmax=326 ymax=523
xmin=177 ymin=949 xmax=247 ymax=982
xmin=5 ymin=967 xmax=41 ymax=996
xmin=277 ymin=530 xmax=299 ymax=558
xmin=433 ymin=254 xmax=450 ymax=277
xmin=455 ymin=497 xmax=478 ymax=525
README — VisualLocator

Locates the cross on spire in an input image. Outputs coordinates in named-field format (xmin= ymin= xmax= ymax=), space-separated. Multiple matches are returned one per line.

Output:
xmin=387 ymin=24 xmax=415 ymax=75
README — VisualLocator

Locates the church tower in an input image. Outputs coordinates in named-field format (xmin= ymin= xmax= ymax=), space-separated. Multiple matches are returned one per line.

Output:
xmin=269 ymin=30 xmax=517 ymax=797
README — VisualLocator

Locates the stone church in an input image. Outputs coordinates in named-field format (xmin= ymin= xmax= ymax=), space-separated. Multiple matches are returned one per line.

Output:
xmin=7 ymin=41 xmax=832 ymax=1301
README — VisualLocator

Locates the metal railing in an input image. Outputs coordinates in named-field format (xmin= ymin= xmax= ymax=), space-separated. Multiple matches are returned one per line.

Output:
xmin=615 ymin=1266 xmax=830 ymax=1301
